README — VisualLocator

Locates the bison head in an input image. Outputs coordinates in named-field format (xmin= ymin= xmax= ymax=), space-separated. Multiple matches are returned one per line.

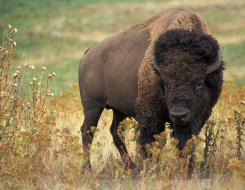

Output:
xmin=153 ymin=29 xmax=224 ymax=150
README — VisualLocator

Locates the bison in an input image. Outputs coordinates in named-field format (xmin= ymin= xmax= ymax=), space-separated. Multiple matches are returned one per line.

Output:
xmin=78 ymin=8 xmax=225 ymax=169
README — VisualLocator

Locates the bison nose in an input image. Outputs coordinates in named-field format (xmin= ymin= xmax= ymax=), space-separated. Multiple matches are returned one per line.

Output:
xmin=169 ymin=107 xmax=191 ymax=125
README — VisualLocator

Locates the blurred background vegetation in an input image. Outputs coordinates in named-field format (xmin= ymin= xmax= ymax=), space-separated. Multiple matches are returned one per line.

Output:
xmin=1 ymin=0 xmax=245 ymax=94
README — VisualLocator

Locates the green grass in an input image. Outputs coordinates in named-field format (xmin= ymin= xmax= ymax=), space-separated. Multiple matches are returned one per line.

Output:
xmin=221 ymin=42 xmax=245 ymax=66
xmin=220 ymin=42 xmax=245 ymax=80
xmin=9 ymin=57 xmax=81 ymax=95
xmin=1 ymin=0 xmax=245 ymax=94
xmin=199 ymin=11 xmax=238 ymax=23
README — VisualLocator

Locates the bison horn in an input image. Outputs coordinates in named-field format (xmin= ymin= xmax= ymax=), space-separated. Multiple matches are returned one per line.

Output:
xmin=206 ymin=52 xmax=221 ymax=74
xmin=152 ymin=56 xmax=161 ymax=72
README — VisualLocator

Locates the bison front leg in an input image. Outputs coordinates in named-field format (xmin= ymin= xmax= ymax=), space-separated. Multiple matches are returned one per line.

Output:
xmin=136 ymin=115 xmax=167 ymax=159
xmin=110 ymin=109 xmax=136 ymax=170
xmin=137 ymin=126 xmax=156 ymax=158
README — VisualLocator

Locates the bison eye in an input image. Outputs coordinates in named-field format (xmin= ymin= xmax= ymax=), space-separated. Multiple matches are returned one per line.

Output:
xmin=195 ymin=81 xmax=204 ymax=90
xmin=156 ymin=76 xmax=166 ymax=93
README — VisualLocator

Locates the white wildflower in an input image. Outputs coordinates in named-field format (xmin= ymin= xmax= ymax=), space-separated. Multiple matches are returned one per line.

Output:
xmin=8 ymin=24 xmax=12 ymax=29
xmin=50 ymin=93 xmax=54 ymax=97
xmin=42 ymin=67 xmax=47 ymax=71
xmin=13 ymin=42 xmax=17 ymax=47
xmin=33 ymin=77 xmax=37 ymax=81
xmin=52 ymin=72 xmax=56 ymax=76
xmin=30 ymin=65 xmax=35 ymax=70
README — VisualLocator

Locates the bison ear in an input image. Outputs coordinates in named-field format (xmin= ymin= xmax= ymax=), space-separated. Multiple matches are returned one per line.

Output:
xmin=206 ymin=52 xmax=221 ymax=74
xmin=152 ymin=56 xmax=161 ymax=72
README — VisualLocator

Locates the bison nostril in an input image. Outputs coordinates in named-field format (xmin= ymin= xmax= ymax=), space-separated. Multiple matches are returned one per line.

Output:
xmin=173 ymin=112 xmax=187 ymax=121
xmin=181 ymin=113 xmax=188 ymax=120
xmin=169 ymin=107 xmax=191 ymax=125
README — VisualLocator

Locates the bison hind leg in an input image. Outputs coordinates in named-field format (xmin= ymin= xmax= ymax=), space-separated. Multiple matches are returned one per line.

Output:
xmin=110 ymin=109 xmax=136 ymax=170
xmin=81 ymin=104 xmax=104 ymax=167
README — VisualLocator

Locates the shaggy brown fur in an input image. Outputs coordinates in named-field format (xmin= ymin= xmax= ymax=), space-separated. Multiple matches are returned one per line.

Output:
xmin=136 ymin=28 xmax=224 ymax=150
xmin=134 ymin=8 xmax=224 ymax=150
xmin=135 ymin=9 xmax=209 ymax=112
xmin=133 ymin=9 xmax=211 ymax=135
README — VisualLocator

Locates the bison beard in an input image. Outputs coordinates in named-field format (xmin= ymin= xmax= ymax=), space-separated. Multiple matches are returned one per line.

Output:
xmin=174 ymin=121 xmax=199 ymax=150
xmin=174 ymin=124 xmax=192 ymax=150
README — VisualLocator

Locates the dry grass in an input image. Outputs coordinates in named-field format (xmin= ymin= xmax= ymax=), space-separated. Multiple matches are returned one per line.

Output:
xmin=1 ymin=1 xmax=245 ymax=189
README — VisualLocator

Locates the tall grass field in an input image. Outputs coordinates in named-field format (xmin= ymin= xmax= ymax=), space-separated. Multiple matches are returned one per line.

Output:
xmin=0 ymin=0 xmax=245 ymax=189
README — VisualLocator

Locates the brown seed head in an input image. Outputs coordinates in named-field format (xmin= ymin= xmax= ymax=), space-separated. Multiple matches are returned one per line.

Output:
xmin=24 ymin=62 xmax=30 ymax=68
xmin=30 ymin=66 xmax=35 ymax=70
xmin=13 ymin=73 xmax=18 ymax=79
xmin=13 ymin=28 xmax=18 ymax=33
xmin=233 ymin=107 xmax=238 ymax=113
